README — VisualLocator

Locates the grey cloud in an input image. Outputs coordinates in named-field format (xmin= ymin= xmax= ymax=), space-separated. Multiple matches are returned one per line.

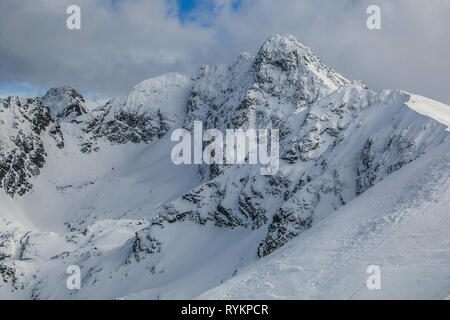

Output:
xmin=0 ymin=0 xmax=218 ymax=97
xmin=1 ymin=0 xmax=449 ymax=104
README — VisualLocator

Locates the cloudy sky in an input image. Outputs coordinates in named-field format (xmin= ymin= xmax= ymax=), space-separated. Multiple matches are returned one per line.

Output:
xmin=0 ymin=0 xmax=449 ymax=104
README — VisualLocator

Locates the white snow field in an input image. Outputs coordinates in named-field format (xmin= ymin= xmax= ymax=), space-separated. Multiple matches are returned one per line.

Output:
xmin=0 ymin=35 xmax=449 ymax=300
xmin=405 ymin=94 xmax=450 ymax=131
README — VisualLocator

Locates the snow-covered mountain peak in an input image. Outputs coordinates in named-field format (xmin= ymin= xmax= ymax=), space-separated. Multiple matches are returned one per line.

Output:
xmin=256 ymin=34 xmax=311 ymax=65
xmin=254 ymin=34 xmax=349 ymax=94
xmin=81 ymin=73 xmax=192 ymax=146
xmin=109 ymin=72 xmax=192 ymax=116
xmin=184 ymin=34 xmax=350 ymax=142
xmin=40 ymin=86 xmax=88 ymax=120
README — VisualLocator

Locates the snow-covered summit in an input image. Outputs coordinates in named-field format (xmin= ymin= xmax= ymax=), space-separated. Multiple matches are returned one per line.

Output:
xmin=185 ymin=34 xmax=350 ymax=137
xmin=84 ymin=73 xmax=192 ymax=145
xmin=40 ymin=86 xmax=88 ymax=119
xmin=255 ymin=34 xmax=349 ymax=93
xmin=105 ymin=73 xmax=192 ymax=117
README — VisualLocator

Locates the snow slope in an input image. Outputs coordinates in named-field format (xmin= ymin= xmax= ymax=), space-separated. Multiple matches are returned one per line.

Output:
xmin=405 ymin=93 xmax=450 ymax=131
xmin=200 ymin=141 xmax=450 ymax=300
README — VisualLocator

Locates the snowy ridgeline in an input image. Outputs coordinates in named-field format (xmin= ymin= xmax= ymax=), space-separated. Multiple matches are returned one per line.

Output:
xmin=0 ymin=34 xmax=449 ymax=299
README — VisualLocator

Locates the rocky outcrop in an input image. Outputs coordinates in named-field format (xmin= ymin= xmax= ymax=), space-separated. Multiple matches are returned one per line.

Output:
xmin=0 ymin=97 xmax=61 ymax=196
xmin=84 ymin=73 xmax=192 ymax=146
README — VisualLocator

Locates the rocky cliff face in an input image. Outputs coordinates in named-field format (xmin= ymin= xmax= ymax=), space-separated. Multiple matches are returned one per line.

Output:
xmin=40 ymin=86 xmax=88 ymax=120
xmin=85 ymin=73 xmax=191 ymax=146
xmin=0 ymin=96 xmax=62 ymax=196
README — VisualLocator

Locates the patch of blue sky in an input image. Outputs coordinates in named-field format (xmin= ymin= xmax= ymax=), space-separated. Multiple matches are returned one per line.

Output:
xmin=176 ymin=0 xmax=243 ymax=25
xmin=107 ymin=0 xmax=243 ymax=25
xmin=0 ymin=83 xmax=45 ymax=98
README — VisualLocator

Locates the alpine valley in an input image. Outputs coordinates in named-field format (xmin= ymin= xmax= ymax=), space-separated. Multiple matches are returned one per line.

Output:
xmin=1 ymin=35 xmax=449 ymax=299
